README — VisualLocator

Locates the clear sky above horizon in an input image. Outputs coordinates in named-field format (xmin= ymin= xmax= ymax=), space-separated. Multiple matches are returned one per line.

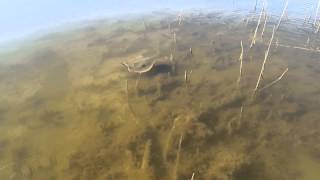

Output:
xmin=0 ymin=0 xmax=319 ymax=45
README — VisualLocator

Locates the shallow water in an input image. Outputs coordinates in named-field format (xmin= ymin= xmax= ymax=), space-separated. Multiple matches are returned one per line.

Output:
xmin=0 ymin=10 xmax=320 ymax=180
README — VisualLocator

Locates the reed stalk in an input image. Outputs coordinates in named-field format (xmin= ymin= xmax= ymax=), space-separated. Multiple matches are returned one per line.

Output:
xmin=141 ymin=139 xmax=152 ymax=170
xmin=261 ymin=11 xmax=267 ymax=38
xmin=190 ymin=172 xmax=195 ymax=180
xmin=177 ymin=10 xmax=183 ymax=25
xmin=259 ymin=68 xmax=288 ymax=91
xmin=184 ymin=70 xmax=187 ymax=84
xmin=315 ymin=21 xmax=320 ymax=33
xmin=237 ymin=40 xmax=244 ymax=85
xmin=163 ymin=117 xmax=179 ymax=161
xmin=238 ymin=105 xmax=244 ymax=127
xmin=173 ymin=135 xmax=183 ymax=180
xmin=314 ymin=0 xmax=320 ymax=26
xmin=254 ymin=0 xmax=258 ymax=11
xmin=185 ymin=70 xmax=193 ymax=86
xmin=276 ymin=0 xmax=289 ymax=30
xmin=275 ymin=43 xmax=320 ymax=53
xmin=253 ymin=25 xmax=276 ymax=96
xmin=305 ymin=36 xmax=310 ymax=47
xmin=250 ymin=7 xmax=264 ymax=48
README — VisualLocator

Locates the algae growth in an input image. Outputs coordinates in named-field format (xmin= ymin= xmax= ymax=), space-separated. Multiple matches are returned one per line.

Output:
xmin=0 ymin=11 xmax=320 ymax=180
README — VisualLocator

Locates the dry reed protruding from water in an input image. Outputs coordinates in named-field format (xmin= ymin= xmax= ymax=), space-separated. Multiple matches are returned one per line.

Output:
xmin=184 ymin=70 xmax=193 ymax=85
xmin=239 ymin=105 xmax=244 ymax=127
xmin=261 ymin=11 xmax=268 ymax=38
xmin=306 ymin=36 xmax=310 ymax=47
xmin=259 ymin=68 xmax=288 ymax=91
xmin=173 ymin=135 xmax=183 ymax=180
xmin=184 ymin=70 xmax=187 ymax=84
xmin=276 ymin=0 xmax=289 ymax=30
xmin=190 ymin=172 xmax=195 ymax=180
xmin=314 ymin=0 xmax=320 ymax=26
xmin=163 ymin=117 xmax=179 ymax=161
xmin=237 ymin=40 xmax=244 ymax=85
xmin=253 ymin=25 xmax=276 ymax=96
xmin=315 ymin=21 xmax=320 ymax=33
xmin=173 ymin=31 xmax=177 ymax=53
xmin=250 ymin=7 xmax=264 ymax=48
xmin=271 ymin=43 xmax=320 ymax=53
xmin=254 ymin=0 xmax=258 ymax=11
xmin=141 ymin=139 xmax=152 ymax=170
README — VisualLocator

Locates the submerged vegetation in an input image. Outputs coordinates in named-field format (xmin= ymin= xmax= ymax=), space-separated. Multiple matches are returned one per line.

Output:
xmin=1 ymin=4 xmax=320 ymax=180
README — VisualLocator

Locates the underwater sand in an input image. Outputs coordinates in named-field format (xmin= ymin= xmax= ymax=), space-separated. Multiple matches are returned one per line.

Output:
xmin=0 ymin=11 xmax=320 ymax=180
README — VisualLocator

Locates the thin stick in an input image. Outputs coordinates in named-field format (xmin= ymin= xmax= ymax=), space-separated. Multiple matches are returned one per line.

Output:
xmin=173 ymin=135 xmax=183 ymax=180
xmin=261 ymin=12 xmax=268 ymax=38
xmin=239 ymin=105 xmax=243 ymax=126
xmin=254 ymin=0 xmax=258 ymax=11
xmin=276 ymin=0 xmax=289 ymax=30
xmin=253 ymin=25 xmax=276 ymax=96
xmin=163 ymin=117 xmax=179 ymax=161
xmin=315 ymin=21 xmax=320 ymax=33
xmin=173 ymin=31 xmax=177 ymax=53
xmin=184 ymin=70 xmax=188 ymax=84
xmin=237 ymin=40 xmax=244 ymax=85
xmin=185 ymin=70 xmax=192 ymax=85
xmin=259 ymin=68 xmax=288 ymax=91
xmin=141 ymin=140 xmax=152 ymax=170
xmin=190 ymin=172 xmax=195 ymax=180
xmin=250 ymin=7 xmax=264 ymax=48
xmin=178 ymin=11 xmax=183 ymax=25
xmin=273 ymin=43 xmax=320 ymax=53
xmin=305 ymin=36 xmax=310 ymax=47
xmin=314 ymin=0 xmax=320 ymax=26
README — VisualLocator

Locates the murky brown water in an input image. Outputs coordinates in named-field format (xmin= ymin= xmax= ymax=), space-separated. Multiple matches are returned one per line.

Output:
xmin=0 ymin=11 xmax=320 ymax=180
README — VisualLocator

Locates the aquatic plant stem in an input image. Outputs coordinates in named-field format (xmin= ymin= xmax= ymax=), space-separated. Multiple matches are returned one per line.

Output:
xmin=253 ymin=25 xmax=276 ymax=96
xmin=184 ymin=70 xmax=193 ymax=89
xmin=190 ymin=172 xmax=195 ymax=180
xmin=163 ymin=117 xmax=179 ymax=161
xmin=237 ymin=40 xmax=244 ymax=85
xmin=259 ymin=68 xmax=288 ymax=91
xmin=254 ymin=0 xmax=258 ymax=11
xmin=141 ymin=140 xmax=152 ymax=170
xmin=314 ymin=0 xmax=320 ymax=26
xmin=238 ymin=105 xmax=244 ymax=129
xmin=173 ymin=135 xmax=183 ymax=180
xmin=250 ymin=7 xmax=264 ymax=48
xmin=261 ymin=11 xmax=267 ymax=39
xmin=315 ymin=21 xmax=320 ymax=33
xmin=276 ymin=0 xmax=289 ymax=30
